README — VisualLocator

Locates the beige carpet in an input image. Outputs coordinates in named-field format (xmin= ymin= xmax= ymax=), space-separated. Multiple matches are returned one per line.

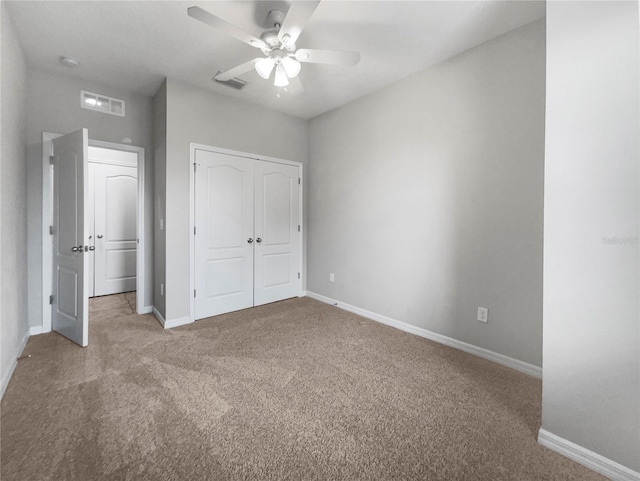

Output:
xmin=1 ymin=296 xmax=604 ymax=481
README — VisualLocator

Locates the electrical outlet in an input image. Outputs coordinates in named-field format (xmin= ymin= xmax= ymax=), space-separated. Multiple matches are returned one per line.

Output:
xmin=477 ymin=307 xmax=488 ymax=323
xmin=329 ymin=273 xmax=335 ymax=283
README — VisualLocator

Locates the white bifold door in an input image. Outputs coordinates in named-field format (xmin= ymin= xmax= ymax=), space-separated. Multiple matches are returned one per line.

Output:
xmin=194 ymin=149 xmax=301 ymax=320
xmin=52 ymin=129 xmax=89 ymax=347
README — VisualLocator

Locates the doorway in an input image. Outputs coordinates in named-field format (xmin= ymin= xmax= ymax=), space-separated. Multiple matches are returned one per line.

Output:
xmin=87 ymin=147 xmax=138 ymax=298
xmin=42 ymin=132 xmax=146 ymax=337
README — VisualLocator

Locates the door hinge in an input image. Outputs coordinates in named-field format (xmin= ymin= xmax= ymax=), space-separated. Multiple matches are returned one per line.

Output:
xmin=194 ymin=289 xmax=197 ymax=298
xmin=49 ymin=225 xmax=54 ymax=235
xmin=298 ymin=272 xmax=301 ymax=279
xmin=194 ymin=226 xmax=196 ymax=235
xmin=49 ymin=155 xmax=54 ymax=165
xmin=298 ymin=177 xmax=301 ymax=185
xmin=298 ymin=225 xmax=301 ymax=232
xmin=49 ymin=295 xmax=54 ymax=305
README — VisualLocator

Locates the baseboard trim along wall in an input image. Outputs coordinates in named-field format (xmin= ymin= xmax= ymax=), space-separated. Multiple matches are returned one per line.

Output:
xmin=29 ymin=326 xmax=47 ymax=336
xmin=538 ymin=429 xmax=640 ymax=481
xmin=140 ymin=306 xmax=154 ymax=315
xmin=305 ymin=291 xmax=542 ymax=379
xmin=153 ymin=308 xmax=192 ymax=330
xmin=1 ymin=328 xmax=30 ymax=399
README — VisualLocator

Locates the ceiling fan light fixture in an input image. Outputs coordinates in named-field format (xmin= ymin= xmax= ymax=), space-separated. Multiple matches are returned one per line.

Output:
xmin=255 ymin=57 xmax=275 ymax=79
xmin=274 ymin=63 xmax=290 ymax=87
xmin=281 ymin=57 xmax=301 ymax=78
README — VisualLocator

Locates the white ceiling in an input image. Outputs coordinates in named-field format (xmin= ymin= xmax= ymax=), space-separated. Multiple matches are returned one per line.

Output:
xmin=5 ymin=0 xmax=545 ymax=120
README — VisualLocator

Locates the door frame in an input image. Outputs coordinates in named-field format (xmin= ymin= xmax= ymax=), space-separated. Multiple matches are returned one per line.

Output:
xmin=42 ymin=132 xmax=146 ymax=332
xmin=189 ymin=143 xmax=304 ymax=323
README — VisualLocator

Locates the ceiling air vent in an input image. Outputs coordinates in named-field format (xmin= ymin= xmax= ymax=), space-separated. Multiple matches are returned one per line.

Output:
xmin=212 ymin=73 xmax=247 ymax=91
xmin=81 ymin=91 xmax=125 ymax=117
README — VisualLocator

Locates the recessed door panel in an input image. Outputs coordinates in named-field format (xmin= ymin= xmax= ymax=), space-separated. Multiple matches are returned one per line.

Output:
xmin=262 ymin=253 xmax=292 ymax=288
xmin=206 ymin=258 xmax=245 ymax=297
xmin=195 ymin=150 xmax=254 ymax=319
xmin=52 ymin=129 xmax=89 ymax=347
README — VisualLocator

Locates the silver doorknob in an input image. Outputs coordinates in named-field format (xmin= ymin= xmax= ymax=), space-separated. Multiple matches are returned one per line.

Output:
xmin=247 ymin=238 xmax=254 ymax=244
xmin=89 ymin=246 xmax=95 ymax=251
xmin=97 ymin=234 xmax=103 ymax=239
xmin=256 ymin=238 xmax=262 ymax=244
xmin=71 ymin=246 xmax=80 ymax=252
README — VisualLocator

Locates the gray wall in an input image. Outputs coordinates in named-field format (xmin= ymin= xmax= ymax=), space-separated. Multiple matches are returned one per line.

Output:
xmin=25 ymin=68 xmax=155 ymax=327
xmin=1 ymin=3 xmax=29 ymax=394
xmin=308 ymin=20 xmax=545 ymax=367
xmin=153 ymin=80 xmax=167 ymax=318
xmin=163 ymin=80 xmax=309 ymax=322
xmin=542 ymin=1 xmax=639 ymax=471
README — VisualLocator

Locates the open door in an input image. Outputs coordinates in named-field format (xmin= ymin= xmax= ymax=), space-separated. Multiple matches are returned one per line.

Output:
xmin=52 ymin=129 xmax=89 ymax=347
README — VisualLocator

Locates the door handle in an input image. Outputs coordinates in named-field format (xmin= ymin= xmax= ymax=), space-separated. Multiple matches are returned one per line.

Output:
xmin=97 ymin=234 xmax=103 ymax=239
xmin=256 ymin=238 xmax=262 ymax=244
xmin=89 ymin=246 xmax=95 ymax=251
xmin=71 ymin=246 xmax=82 ymax=252
xmin=247 ymin=238 xmax=254 ymax=244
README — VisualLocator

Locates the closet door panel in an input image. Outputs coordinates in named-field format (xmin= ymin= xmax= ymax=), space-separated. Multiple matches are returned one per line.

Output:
xmin=254 ymin=162 xmax=301 ymax=306
xmin=195 ymin=150 xmax=254 ymax=319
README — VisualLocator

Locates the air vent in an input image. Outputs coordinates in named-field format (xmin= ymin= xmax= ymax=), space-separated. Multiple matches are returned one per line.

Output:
xmin=213 ymin=73 xmax=247 ymax=91
xmin=81 ymin=90 xmax=125 ymax=117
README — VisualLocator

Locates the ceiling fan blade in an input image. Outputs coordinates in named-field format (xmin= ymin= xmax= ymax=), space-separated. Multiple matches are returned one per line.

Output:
xmin=278 ymin=0 xmax=321 ymax=45
xmin=286 ymin=76 xmax=305 ymax=97
xmin=188 ymin=6 xmax=266 ymax=49
xmin=295 ymin=49 xmax=360 ymax=66
xmin=214 ymin=58 xmax=261 ymax=82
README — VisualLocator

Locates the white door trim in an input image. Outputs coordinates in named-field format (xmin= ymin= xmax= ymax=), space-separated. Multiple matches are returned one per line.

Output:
xmin=42 ymin=133 xmax=146 ymax=332
xmin=189 ymin=143 xmax=304 ymax=324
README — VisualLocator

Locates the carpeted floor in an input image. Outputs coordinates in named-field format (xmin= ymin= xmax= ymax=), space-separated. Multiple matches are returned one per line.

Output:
xmin=1 ymin=295 xmax=604 ymax=480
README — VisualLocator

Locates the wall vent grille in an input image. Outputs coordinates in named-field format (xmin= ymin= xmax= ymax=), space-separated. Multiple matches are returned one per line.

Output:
xmin=81 ymin=90 xmax=125 ymax=117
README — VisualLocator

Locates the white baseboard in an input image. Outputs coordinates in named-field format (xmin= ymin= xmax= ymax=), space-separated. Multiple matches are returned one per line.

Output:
xmin=305 ymin=291 xmax=542 ymax=379
xmin=163 ymin=316 xmax=192 ymax=329
xmin=153 ymin=307 xmax=166 ymax=328
xmin=153 ymin=308 xmax=192 ymax=330
xmin=139 ymin=305 xmax=154 ymax=315
xmin=1 ymin=328 xmax=30 ymax=399
xmin=29 ymin=326 xmax=47 ymax=336
xmin=538 ymin=429 xmax=640 ymax=481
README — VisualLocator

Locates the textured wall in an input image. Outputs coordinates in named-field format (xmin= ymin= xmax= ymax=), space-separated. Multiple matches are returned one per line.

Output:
xmin=307 ymin=20 xmax=545 ymax=366
xmin=1 ymin=3 xmax=29 ymax=395
xmin=542 ymin=1 xmax=639 ymax=471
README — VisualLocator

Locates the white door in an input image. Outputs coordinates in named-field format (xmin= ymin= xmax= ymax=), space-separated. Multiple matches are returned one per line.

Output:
xmin=254 ymin=162 xmax=301 ymax=306
xmin=87 ymin=163 xmax=96 ymax=297
xmin=93 ymin=163 xmax=137 ymax=296
xmin=52 ymin=129 xmax=89 ymax=347
xmin=194 ymin=150 xmax=255 ymax=319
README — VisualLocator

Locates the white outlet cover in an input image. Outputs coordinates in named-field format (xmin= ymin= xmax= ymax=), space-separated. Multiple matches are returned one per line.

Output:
xmin=329 ymin=273 xmax=335 ymax=283
xmin=477 ymin=307 xmax=488 ymax=323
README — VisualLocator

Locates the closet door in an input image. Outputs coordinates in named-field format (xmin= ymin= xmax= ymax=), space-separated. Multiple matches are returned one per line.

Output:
xmin=254 ymin=161 xmax=301 ymax=306
xmin=195 ymin=150 xmax=255 ymax=319
xmin=94 ymin=163 xmax=137 ymax=296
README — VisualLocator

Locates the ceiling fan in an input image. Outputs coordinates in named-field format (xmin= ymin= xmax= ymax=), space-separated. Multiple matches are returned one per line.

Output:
xmin=187 ymin=1 xmax=361 ymax=95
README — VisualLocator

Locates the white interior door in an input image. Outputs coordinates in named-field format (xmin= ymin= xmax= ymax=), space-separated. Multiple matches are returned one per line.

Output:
xmin=194 ymin=150 xmax=255 ymax=319
xmin=94 ymin=163 xmax=137 ymax=296
xmin=87 ymin=163 xmax=95 ymax=297
xmin=52 ymin=129 xmax=89 ymax=347
xmin=254 ymin=162 xmax=301 ymax=306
